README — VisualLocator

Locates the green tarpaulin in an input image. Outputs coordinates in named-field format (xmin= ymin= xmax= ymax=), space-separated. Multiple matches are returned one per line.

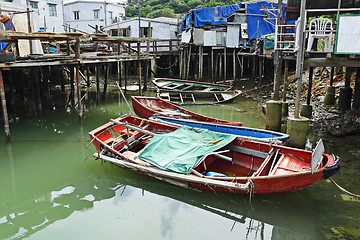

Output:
xmin=138 ymin=126 xmax=236 ymax=174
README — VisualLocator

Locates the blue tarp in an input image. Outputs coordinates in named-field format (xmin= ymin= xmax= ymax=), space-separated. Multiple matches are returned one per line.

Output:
xmin=181 ymin=3 xmax=242 ymax=32
xmin=246 ymin=2 xmax=280 ymax=39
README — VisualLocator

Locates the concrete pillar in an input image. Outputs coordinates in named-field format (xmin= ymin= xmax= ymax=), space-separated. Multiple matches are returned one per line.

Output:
xmin=338 ymin=87 xmax=352 ymax=111
xmin=282 ymin=102 xmax=289 ymax=117
xmin=265 ymin=100 xmax=282 ymax=131
xmin=286 ymin=116 xmax=309 ymax=148
xmin=300 ymin=104 xmax=312 ymax=118
xmin=324 ymin=86 xmax=336 ymax=105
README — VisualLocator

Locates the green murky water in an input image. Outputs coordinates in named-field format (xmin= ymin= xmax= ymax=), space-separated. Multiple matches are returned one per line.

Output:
xmin=0 ymin=89 xmax=359 ymax=240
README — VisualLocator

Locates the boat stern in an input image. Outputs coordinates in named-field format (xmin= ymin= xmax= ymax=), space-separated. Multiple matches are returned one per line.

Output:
xmin=323 ymin=154 xmax=341 ymax=179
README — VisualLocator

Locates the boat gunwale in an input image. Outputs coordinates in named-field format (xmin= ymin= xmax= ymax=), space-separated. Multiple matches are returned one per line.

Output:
xmin=153 ymin=78 xmax=232 ymax=90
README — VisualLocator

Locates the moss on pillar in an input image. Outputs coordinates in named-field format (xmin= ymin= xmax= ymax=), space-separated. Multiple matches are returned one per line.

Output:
xmin=266 ymin=100 xmax=282 ymax=131
xmin=286 ymin=116 xmax=309 ymax=148
xmin=324 ymin=85 xmax=336 ymax=105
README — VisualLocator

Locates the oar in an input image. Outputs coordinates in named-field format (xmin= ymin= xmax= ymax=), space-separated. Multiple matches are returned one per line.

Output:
xmin=110 ymin=119 xmax=155 ymax=136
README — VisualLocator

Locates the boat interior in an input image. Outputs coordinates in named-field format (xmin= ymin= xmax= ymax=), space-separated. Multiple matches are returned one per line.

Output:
xmin=94 ymin=116 xmax=329 ymax=178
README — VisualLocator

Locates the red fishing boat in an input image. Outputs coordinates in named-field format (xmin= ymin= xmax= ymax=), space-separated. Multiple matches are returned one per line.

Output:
xmin=89 ymin=114 xmax=340 ymax=195
xmin=131 ymin=96 xmax=244 ymax=126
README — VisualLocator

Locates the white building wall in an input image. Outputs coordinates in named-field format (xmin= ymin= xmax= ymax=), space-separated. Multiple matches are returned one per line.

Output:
xmin=64 ymin=1 xmax=125 ymax=34
xmin=31 ymin=0 xmax=64 ymax=32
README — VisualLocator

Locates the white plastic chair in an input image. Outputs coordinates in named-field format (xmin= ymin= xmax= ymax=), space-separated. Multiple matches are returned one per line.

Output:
xmin=306 ymin=18 xmax=333 ymax=52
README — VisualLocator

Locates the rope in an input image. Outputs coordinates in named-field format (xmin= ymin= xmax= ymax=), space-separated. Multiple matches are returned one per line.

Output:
xmin=154 ymin=57 xmax=179 ymax=70
xmin=329 ymin=177 xmax=360 ymax=203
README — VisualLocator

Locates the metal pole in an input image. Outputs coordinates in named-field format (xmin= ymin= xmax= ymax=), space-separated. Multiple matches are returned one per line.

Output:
xmin=294 ymin=0 xmax=307 ymax=118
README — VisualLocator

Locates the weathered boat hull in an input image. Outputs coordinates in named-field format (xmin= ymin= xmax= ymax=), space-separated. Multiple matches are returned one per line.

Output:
xmin=89 ymin=114 xmax=340 ymax=195
xmin=131 ymin=96 xmax=244 ymax=126
xmin=152 ymin=78 xmax=232 ymax=92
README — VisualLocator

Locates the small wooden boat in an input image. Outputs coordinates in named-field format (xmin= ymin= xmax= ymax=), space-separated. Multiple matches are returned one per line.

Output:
xmin=89 ymin=114 xmax=340 ymax=195
xmin=152 ymin=115 xmax=290 ymax=144
xmin=152 ymin=78 xmax=240 ymax=104
xmin=131 ymin=96 xmax=244 ymax=126
xmin=152 ymin=78 xmax=232 ymax=92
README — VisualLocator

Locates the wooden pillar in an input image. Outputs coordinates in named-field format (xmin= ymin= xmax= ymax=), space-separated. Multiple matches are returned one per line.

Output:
xmin=124 ymin=62 xmax=128 ymax=94
xmin=70 ymin=66 xmax=75 ymax=107
xmin=34 ymin=68 xmax=42 ymax=114
xmin=0 ymin=70 xmax=10 ymax=141
xmin=273 ymin=50 xmax=282 ymax=100
xmin=137 ymin=42 xmax=142 ymax=96
xmin=211 ymin=48 xmax=214 ymax=82
xmin=223 ymin=46 xmax=227 ymax=81
xmin=75 ymin=37 xmax=82 ymax=121
xmin=282 ymin=59 xmax=289 ymax=102
xmin=219 ymin=51 xmax=222 ymax=80
xmin=233 ymin=48 xmax=236 ymax=81
xmin=353 ymin=67 xmax=360 ymax=110
xmin=143 ymin=60 xmax=148 ymax=92
xmin=186 ymin=45 xmax=191 ymax=80
xmin=330 ymin=67 xmax=334 ymax=86
xmin=306 ymin=67 xmax=314 ymax=105
xmin=60 ymin=67 xmax=65 ymax=92
xmin=198 ymin=45 xmax=203 ymax=81
xmin=86 ymin=65 xmax=90 ymax=87
xmin=103 ymin=63 xmax=109 ymax=99
xmin=179 ymin=49 xmax=183 ymax=79
xmin=66 ymin=40 xmax=70 ymax=56
xmin=117 ymin=61 xmax=122 ymax=87
xmin=96 ymin=65 xmax=100 ymax=102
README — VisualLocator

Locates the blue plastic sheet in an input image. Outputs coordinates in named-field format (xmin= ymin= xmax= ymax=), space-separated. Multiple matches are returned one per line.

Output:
xmin=246 ymin=2 xmax=280 ymax=39
xmin=181 ymin=3 xmax=242 ymax=31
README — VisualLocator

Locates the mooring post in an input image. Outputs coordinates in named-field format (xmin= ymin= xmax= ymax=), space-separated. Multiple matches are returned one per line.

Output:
xmin=0 ymin=70 xmax=10 ymax=141
xmin=75 ymin=37 xmax=82 ymax=121
xmin=137 ymin=42 xmax=142 ymax=96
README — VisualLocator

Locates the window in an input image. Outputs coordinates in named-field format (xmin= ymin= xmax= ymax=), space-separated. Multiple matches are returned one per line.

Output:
xmin=30 ymin=1 xmax=38 ymax=9
xmin=74 ymin=11 xmax=79 ymax=20
xmin=49 ymin=4 xmax=57 ymax=17
xmin=109 ymin=11 xmax=113 ymax=19
xmin=93 ymin=10 xmax=99 ymax=19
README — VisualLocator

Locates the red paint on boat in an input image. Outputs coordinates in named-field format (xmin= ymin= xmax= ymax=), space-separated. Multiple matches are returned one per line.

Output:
xmin=131 ymin=96 xmax=244 ymax=126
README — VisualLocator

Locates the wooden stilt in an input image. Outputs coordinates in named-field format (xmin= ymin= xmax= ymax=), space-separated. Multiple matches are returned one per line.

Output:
xmin=198 ymin=45 xmax=203 ymax=81
xmin=330 ymin=67 xmax=334 ymax=86
xmin=214 ymin=50 xmax=218 ymax=81
xmin=143 ymin=60 xmax=148 ymax=92
xmin=117 ymin=61 xmax=122 ymax=87
xmin=34 ymin=68 xmax=43 ymax=114
xmin=96 ymin=64 xmax=100 ymax=102
xmin=75 ymin=37 xmax=82 ymax=121
xmin=124 ymin=62 xmax=128 ymax=95
xmin=137 ymin=42 xmax=142 ymax=96
xmin=70 ymin=67 xmax=75 ymax=106
xmin=211 ymin=48 xmax=214 ymax=82
xmin=103 ymin=63 xmax=109 ymax=99
xmin=0 ymin=70 xmax=10 ymax=141
xmin=187 ymin=45 xmax=191 ymax=80
xmin=224 ymin=45 xmax=227 ymax=81
xmin=282 ymin=59 xmax=289 ymax=102
xmin=219 ymin=51 xmax=222 ymax=80
xmin=179 ymin=49 xmax=183 ymax=79
xmin=306 ymin=67 xmax=314 ymax=105
xmin=273 ymin=50 xmax=282 ymax=100
xmin=233 ymin=48 xmax=236 ymax=81
xmin=86 ymin=65 xmax=90 ymax=87
xmin=353 ymin=67 xmax=360 ymax=110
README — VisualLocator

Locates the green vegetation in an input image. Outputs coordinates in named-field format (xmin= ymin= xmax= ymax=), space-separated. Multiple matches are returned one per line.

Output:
xmin=126 ymin=0 xmax=244 ymax=19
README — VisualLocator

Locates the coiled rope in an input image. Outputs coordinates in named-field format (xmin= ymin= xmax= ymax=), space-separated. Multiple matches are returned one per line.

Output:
xmin=329 ymin=177 xmax=360 ymax=203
